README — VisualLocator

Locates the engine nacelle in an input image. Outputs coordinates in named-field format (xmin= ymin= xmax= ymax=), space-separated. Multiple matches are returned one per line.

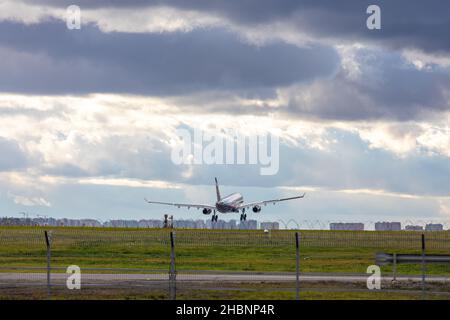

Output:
xmin=252 ymin=205 xmax=261 ymax=213
xmin=202 ymin=208 xmax=212 ymax=215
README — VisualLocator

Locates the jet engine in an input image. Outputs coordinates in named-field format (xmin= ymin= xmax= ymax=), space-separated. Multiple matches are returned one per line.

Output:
xmin=252 ymin=205 xmax=261 ymax=213
xmin=202 ymin=208 xmax=212 ymax=215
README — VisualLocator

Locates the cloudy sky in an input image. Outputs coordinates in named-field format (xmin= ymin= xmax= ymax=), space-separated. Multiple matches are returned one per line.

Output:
xmin=0 ymin=0 xmax=449 ymax=223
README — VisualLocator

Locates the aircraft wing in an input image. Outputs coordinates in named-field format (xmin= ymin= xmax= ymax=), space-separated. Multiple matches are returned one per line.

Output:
xmin=144 ymin=198 xmax=215 ymax=210
xmin=236 ymin=193 xmax=306 ymax=210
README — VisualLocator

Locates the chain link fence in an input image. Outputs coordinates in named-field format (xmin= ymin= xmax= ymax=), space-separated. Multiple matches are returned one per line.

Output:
xmin=1 ymin=227 xmax=450 ymax=299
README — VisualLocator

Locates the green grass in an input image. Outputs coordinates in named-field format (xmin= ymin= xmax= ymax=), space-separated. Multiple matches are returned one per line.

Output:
xmin=1 ymin=227 xmax=450 ymax=300
xmin=1 ymin=226 xmax=450 ymax=276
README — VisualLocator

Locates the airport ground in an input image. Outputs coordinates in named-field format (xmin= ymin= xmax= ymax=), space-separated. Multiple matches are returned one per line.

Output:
xmin=1 ymin=226 xmax=450 ymax=299
xmin=1 ymin=279 xmax=450 ymax=300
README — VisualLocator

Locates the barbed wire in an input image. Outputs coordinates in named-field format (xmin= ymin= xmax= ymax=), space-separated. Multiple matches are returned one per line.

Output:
xmin=2 ymin=216 xmax=450 ymax=231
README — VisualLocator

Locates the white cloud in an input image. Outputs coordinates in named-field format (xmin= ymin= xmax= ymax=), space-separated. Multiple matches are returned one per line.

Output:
xmin=0 ymin=2 xmax=228 ymax=35
xmin=402 ymin=49 xmax=450 ymax=70
xmin=0 ymin=1 xmax=314 ymax=47
xmin=416 ymin=123 xmax=450 ymax=157
xmin=78 ymin=177 xmax=181 ymax=189
xmin=0 ymin=93 xmax=449 ymax=181
xmin=0 ymin=93 xmax=338 ymax=173
xmin=335 ymin=43 xmax=367 ymax=80
xmin=7 ymin=192 xmax=51 ymax=207
xmin=84 ymin=6 xmax=224 ymax=34
xmin=355 ymin=122 xmax=421 ymax=156
xmin=351 ymin=119 xmax=450 ymax=157
xmin=439 ymin=199 xmax=450 ymax=216
xmin=0 ymin=1 xmax=64 ymax=24
xmin=280 ymin=185 xmax=438 ymax=200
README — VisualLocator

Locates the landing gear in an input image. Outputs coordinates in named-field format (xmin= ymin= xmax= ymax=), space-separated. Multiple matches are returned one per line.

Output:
xmin=211 ymin=212 xmax=218 ymax=222
xmin=240 ymin=209 xmax=247 ymax=221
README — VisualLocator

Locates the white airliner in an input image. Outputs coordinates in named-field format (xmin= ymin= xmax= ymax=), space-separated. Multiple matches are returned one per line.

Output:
xmin=145 ymin=178 xmax=305 ymax=222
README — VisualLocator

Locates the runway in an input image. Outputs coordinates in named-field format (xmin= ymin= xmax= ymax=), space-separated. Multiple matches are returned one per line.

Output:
xmin=0 ymin=272 xmax=449 ymax=284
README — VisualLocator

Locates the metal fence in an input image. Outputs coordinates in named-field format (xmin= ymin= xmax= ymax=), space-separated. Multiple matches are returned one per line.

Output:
xmin=0 ymin=227 xmax=450 ymax=300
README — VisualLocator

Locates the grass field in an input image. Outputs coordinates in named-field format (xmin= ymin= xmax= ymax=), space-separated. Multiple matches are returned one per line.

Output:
xmin=1 ymin=226 xmax=450 ymax=299
xmin=1 ymin=226 xmax=450 ymax=276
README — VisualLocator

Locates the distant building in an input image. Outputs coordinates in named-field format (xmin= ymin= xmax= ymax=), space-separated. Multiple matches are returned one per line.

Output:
xmin=330 ymin=223 xmax=364 ymax=231
xmin=57 ymin=218 xmax=84 ymax=227
xmin=260 ymin=222 xmax=280 ymax=230
xmin=80 ymin=219 xmax=102 ymax=227
xmin=195 ymin=219 xmax=206 ymax=229
xmin=173 ymin=219 xmax=198 ymax=229
xmin=107 ymin=220 xmax=139 ymax=228
xmin=204 ymin=219 xmax=236 ymax=229
xmin=227 ymin=220 xmax=237 ymax=230
xmin=215 ymin=220 xmax=227 ymax=229
xmin=138 ymin=219 xmax=163 ymax=228
xmin=404 ymin=225 xmax=423 ymax=231
xmin=239 ymin=219 xmax=257 ymax=230
xmin=5 ymin=216 xmax=443 ymax=232
xmin=375 ymin=222 xmax=401 ymax=231
xmin=425 ymin=223 xmax=443 ymax=231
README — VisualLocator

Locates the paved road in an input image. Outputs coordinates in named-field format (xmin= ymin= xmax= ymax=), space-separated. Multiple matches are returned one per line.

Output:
xmin=0 ymin=272 xmax=449 ymax=283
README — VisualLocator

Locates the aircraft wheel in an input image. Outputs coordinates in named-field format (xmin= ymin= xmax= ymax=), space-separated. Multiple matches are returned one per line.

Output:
xmin=243 ymin=214 xmax=247 ymax=221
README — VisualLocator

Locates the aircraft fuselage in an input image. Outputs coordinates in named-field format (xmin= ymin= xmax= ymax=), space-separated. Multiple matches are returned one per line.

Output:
xmin=215 ymin=192 xmax=243 ymax=213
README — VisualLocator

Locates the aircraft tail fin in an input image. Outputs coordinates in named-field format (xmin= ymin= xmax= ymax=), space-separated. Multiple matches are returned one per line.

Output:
xmin=215 ymin=177 xmax=221 ymax=201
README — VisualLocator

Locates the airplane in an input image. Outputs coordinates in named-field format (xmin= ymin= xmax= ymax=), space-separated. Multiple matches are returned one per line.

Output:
xmin=145 ymin=177 xmax=305 ymax=222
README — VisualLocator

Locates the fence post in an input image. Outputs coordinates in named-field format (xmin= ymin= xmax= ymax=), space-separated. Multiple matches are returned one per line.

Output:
xmin=295 ymin=232 xmax=300 ymax=300
xmin=421 ymin=233 xmax=426 ymax=300
xmin=44 ymin=230 xmax=52 ymax=298
xmin=169 ymin=231 xmax=176 ymax=300
xmin=392 ymin=253 xmax=397 ymax=281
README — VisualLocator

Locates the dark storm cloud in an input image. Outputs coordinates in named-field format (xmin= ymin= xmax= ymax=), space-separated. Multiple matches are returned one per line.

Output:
xmin=21 ymin=0 xmax=450 ymax=54
xmin=169 ymin=48 xmax=450 ymax=122
xmin=0 ymin=20 xmax=338 ymax=95
xmin=290 ymin=1 xmax=450 ymax=55
xmin=285 ymin=49 xmax=450 ymax=121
